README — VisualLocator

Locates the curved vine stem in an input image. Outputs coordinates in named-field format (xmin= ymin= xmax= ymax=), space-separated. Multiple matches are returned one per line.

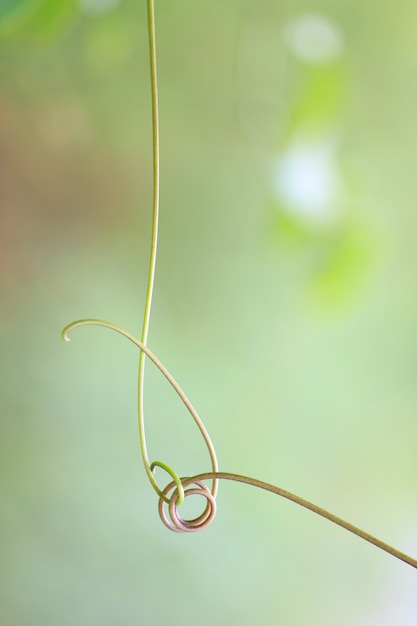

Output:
xmin=182 ymin=473 xmax=417 ymax=569
xmin=62 ymin=319 xmax=218 ymax=504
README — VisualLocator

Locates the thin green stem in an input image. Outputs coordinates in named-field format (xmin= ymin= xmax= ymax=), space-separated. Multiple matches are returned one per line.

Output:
xmin=138 ymin=0 xmax=161 ymax=494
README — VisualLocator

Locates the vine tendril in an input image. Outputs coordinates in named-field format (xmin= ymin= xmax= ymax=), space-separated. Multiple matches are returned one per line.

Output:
xmin=61 ymin=0 xmax=417 ymax=571
xmin=159 ymin=473 xmax=417 ymax=568
xmin=137 ymin=0 xmax=162 ymax=500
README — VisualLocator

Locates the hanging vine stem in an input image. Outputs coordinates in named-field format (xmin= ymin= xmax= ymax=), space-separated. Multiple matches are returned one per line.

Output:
xmin=62 ymin=0 xmax=417 ymax=570
xmin=137 ymin=0 xmax=164 ymax=500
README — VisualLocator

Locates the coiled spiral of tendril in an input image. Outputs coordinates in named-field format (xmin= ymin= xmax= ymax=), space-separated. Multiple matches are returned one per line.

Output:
xmin=158 ymin=477 xmax=217 ymax=533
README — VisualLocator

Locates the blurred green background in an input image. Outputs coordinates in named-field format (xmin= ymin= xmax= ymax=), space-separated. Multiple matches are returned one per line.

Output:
xmin=1 ymin=1 xmax=416 ymax=624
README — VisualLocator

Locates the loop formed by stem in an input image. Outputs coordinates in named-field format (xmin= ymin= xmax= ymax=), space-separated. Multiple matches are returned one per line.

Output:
xmin=62 ymin=319 xmax=218 ymax=504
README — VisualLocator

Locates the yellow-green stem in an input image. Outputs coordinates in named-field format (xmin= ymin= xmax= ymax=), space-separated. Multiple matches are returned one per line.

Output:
xmin=138 ymin=0 xmax=161 ymax=495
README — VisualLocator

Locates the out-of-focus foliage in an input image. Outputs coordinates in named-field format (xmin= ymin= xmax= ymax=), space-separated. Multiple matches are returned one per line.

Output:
xmin=1 ymin=2 xmax=417 ymax=626
xmin=0 ymin=0 xmax=76 ymax=38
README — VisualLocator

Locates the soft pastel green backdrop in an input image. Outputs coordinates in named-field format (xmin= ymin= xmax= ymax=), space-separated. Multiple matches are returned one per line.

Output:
xmin=1 ymin=1 xmax=416 ymax=624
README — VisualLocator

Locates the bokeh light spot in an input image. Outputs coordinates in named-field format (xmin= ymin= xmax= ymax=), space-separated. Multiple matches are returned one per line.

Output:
xmin=271 ymin=135 xmax=341 ymax=226
xmin=285 ymin=14 xmax=344 ymax=65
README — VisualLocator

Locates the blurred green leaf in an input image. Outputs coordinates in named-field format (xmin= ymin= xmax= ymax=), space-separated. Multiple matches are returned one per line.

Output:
xmin=84 ymin=12 xmax=134 ymax=71
xmin=286 ymin=64 xmax=347 ymax=138
xmin=270 ymin=202 xmax=377 ymax=309
xmin=0 ymin=0 xmax=44 ymax=36
xmin=25 ymin=0 xmax=78 ymax=40
xmin=309 ymin=221 xmax=376 ymax=308
xmin=271 ymin=205 xmax=316 ymax=248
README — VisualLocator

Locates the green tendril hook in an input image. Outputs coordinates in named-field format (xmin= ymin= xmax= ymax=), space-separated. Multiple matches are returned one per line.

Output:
xmin=61 ymin=0 xmax=417 ymax=571
xmin=62 ymin=318 xmax=218 ymax=506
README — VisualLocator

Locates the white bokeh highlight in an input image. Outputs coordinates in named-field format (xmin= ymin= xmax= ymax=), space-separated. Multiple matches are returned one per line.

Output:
xmin=285 ymin=14 xmax=344 ymax=65
xmin=271 ymin=134 xmax=341 ymax=226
